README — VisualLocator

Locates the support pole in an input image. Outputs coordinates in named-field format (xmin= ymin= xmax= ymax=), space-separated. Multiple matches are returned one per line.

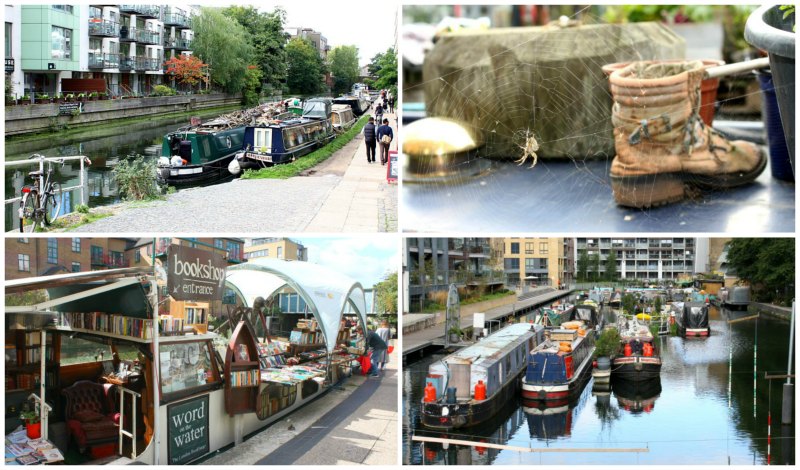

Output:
xmin=39 ymin=329 xmax=47 ymax=440
xmin=783 ymin=301 xmax=795 ymax=424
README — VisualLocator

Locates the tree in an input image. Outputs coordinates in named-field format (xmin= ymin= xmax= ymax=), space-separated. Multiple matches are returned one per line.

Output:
xmin=163 ymin=55 xmax=208 ymax=90
xmin=373 ymin=47 xmax=398 ymax=97
xmin=604 ymin=252 xmax=617 ymax=282
xmin=329 ymin=45 xmax=360 ymax=95
xmin=223 ymin=6 xmax=288 ymax=91
xmin=589 ymin=254 xmax=601 ymax=282
xmin=577 ymin=250 xmax=588 ymax=282
xmin=191 ymin=7 xmax=253 ymax=93
xmin=726 ymin=238 xmax=795 ymax=305
xmin=286 ymin=38 xmax=326 ymax=94
xmin=374 ymin=271 xmax=399 ymax=316
xmin=242 ymin=65 xmax=263 ymax=107
xmin=621 ymin=293 xmax=636 ymax=316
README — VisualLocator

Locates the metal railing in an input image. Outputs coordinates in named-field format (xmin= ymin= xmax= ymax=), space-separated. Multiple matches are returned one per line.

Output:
xmin=27 ymin=393 xmax=53 ymax=440
xmin=120 ymin=4 xmax=160 ymax=18
xmin=163 ymin=11 xmax=191 ymax=28
xmin=164 ymin=37 xmax=192 ymax=50
xmin=88 ymin=18 xmax=120 ymax=37
xmin=88 ymin=53 xmax=120 ymax=69
xmin=4 ymin=155 xmax=91 ymax=207
xmin=118 ymin=387 xmax=141 ymax=459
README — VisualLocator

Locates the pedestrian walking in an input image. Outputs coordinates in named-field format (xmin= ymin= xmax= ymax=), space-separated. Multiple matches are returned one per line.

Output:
xmin=375 ymin=320 xmax=391 ymax=370
xmin=388 ymin=95 xmax=395 ymax=114
xmin=375 ymin=102 xmax=384 ymax=126
xmin=363 ymin=117 xmax=377 ymax=163
xmin=377 ymin=118 xmax=393 ymax=165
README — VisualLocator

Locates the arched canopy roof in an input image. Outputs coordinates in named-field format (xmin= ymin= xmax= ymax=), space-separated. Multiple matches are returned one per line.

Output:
xmin=225 ymin=258 xmax=367 ymax=353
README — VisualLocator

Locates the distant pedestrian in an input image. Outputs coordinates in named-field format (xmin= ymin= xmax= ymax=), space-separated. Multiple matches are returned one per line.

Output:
xmin=375 ymin=320 xmax=391 ymax=370
xmin=377 ymin=118 xmax=393 ymax=165
xmin=357 ymin=326 xmax=387 ymax=377
xmin=375 ymin=102 xmax=384 ymax=125
xmin=363 ymin=117 xmax=377 ymax=163
xmin=388 ymin=95 xmax=395 ymax=114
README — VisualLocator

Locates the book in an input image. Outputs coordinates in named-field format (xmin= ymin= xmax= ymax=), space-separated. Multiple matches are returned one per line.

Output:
xmin=40 ymin=447 xmax=63 ymax=463
xmin=7 ymin=443 xmax=33 ymax=457
xmin=16 ymin=454 xmax=38 ymax=465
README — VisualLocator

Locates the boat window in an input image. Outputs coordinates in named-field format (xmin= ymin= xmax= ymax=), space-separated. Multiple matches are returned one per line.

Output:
xmin=159 ymin=341 xmax=219 ymax=399
xmin=332 ymin=113 xmax=340 ymax=125
xmin=255 ymin=382 xmax=298 ymax=420
xmin=60 ymin=335 xmax=113 ymax=366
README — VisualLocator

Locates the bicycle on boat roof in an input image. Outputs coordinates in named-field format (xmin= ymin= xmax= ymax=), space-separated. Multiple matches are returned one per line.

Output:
xmin=18 ymin=154 xmax=64 ymax=233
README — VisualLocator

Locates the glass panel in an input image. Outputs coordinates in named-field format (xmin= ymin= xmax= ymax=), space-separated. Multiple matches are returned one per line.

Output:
xmin=60 ymin=336 xmax=113 ymax=365
xmin=159 ymin=341 xmax=216 ymax=395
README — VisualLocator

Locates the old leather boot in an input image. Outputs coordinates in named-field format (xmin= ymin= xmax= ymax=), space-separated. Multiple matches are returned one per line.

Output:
xmin=609 ymin=61 xmax=766 ymax=208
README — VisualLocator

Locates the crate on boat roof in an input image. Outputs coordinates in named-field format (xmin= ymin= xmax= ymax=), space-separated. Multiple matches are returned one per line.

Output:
xmin=549 ymin=329 xmax=577 ymax=342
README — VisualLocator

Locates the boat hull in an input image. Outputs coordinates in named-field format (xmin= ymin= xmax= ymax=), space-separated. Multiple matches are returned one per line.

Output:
xmin=157 ymin=154 xmax=237 ymax=188
xmin=420 ymin=370 xmax=523 ymax=430
xmin=521 ymin=354 xmax=592 ymax=404
xmin=611 ymin=356 xmax=662 ymax=381
xmin=680 ymin=327 xmax=710 ymax=337
xmin=238 ymin=134 xmax=335 ymax=169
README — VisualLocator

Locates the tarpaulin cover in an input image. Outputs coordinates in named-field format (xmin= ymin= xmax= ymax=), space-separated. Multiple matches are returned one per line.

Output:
xmin=225 ymin=258 xmax=368 ymax=353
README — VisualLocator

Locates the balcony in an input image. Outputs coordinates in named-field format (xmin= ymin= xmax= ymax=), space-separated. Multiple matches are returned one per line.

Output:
xmin=88 ymin=18 xmax=119 ymax=37
xmin=163 ymin=11 xmax=191 ymax=28
xmin=136 ymin=56 xmax=162 ymax=71
xmin=119 ymin=56 xmax=134 ymax=71
xmin=136 ymin=29 xmax=160 ymax=45
xmin=5 ymin=58 xmax=13 ymax=73
xmin=91 ymin=254 xmax=129 ymax=268
xmin=164 ymin=37 xmax=192 ymax=51
xmin=120 ymin=5 xmax=160 ymax=19
xmin=88 ymin=53 xmax=120 ymax=69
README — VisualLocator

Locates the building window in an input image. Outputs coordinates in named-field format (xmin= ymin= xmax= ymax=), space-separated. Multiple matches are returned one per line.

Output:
xmin=109 ymin=251 xmax=124 ymax=267
xmin=47 ymin=238 xmax=58 ymax=264
xmin=18 ymin=254 xmax=30 ymax=272
xmin=91 ymin=245 xmax=103 ymax=264
xmin=5 ymin=22 xmax=11 ymax=58
xmin=71 ymin=238 xmax=81 ymax=252
xmin=223 ymin=288 xmax=236 ymax=304
xmin=277 ymin=246 xmax=283 ymax=259
xmin=18 ymin=238 xmax=28 ymax=244
xmin=539 ymin=242 xmax=549 ymax=254
xmin=51 ymin=26 xmax=72 ymax=60
xmin=214 ymin=239 xmax=223 ymax=249
xmin=510 ymin=243 xmax=519 ymax=255
xmin=227 ymin=241 xmax=240 ymax=261
xmin=525 ymin=242 xmax=533 ymax=254
xmin=71 ymin=262 xmax=80 ymax=272
xmin=135 ymin=251 xmax=141 ymax=263
xmin=504 ymin=258 xmax=520 ymax=270
xmin=51 ymin=5 xmax=74 ymax=14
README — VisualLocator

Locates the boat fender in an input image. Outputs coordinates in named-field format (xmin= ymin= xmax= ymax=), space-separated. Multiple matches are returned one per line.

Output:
xmin=474 ymin=380 xmax=486 ymax=400
xmin=424 ymin=382 xmax=437 ymax=403
xmin=157 ymin=156 xmax=170 ymax=166
xmin=158 ymin=168 xmax=171 ymax=180
xmin=228 ymin=158 xmax=242 ymax=176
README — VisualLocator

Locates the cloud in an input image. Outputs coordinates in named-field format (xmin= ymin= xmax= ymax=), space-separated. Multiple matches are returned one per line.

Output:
xmin=300 ymin=237 xmax=398 ymax=287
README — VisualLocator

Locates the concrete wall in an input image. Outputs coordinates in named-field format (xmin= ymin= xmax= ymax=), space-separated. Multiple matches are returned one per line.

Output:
xmin=5 ymin=92 xmax=242 ymax=136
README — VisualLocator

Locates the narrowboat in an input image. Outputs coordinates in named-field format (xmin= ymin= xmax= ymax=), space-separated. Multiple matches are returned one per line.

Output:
xmin=332 ymin=95 xmax=369 ymax=116
xmin=676 ymin=302 xmax=711 ymax=337
xmin=722 ymin=286 xmax=750 ymax=310
xmin=612 ymin=377 xmax=661 ymax=414
xmin=608 ymin=291 xmax=622 ymax=308
xmin=521 ymin=321 xmax=595 ymax=404
xmin=570 ymin=301 xmax=605 ymax=333
xmin=331 ymin=104 xmax=356 ymax=131
xmin=420 ymin=323 xmax=545 ymax=430
xmin=157 ymin=119 xmax=246 ymax=188
xmin=4 ymin=257 xmax=368 ymax=465
xmin=534 ymin=302 xmax=574 ymax=328
xmin=229 ymin=100 xmax=335 ymax=174
xmin=611 ymin=319 xmax=662 ymax=381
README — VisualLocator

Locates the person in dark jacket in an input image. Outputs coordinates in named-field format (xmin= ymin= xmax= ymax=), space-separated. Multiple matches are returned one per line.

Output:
xmin=376 ymin=118 xmax=394 ymax=165
xmin=357 ymin=326 xmax=387 ymax=377
xmin=363 ymin=117 xmax=377 ymax=163
xmin=374 ymin=103 xmax=384 ymax=126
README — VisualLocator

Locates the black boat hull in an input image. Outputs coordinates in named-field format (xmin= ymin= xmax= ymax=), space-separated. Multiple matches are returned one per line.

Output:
xmin=238 ymin=134 xmax=335 ymax=169
xmin=157 ymin=154 xmax=237 ymax=188
xmin=611 ymin=356 xmax=661 ymax=381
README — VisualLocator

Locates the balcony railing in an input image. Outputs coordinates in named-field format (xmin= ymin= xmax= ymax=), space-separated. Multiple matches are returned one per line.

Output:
xmin=88 ymin=53 xmax=120 ymax=69
xmin=136 ymin=29 xmax=160 ymax=45
xmin=163 ymin=11 xmax=191 ymax=28
xmin=91 ymin=254 xmax=128 ymax=267
xmin=120 ymin=5 xmax=160 ymax=18
xmin=88 ymin=18 xmax=119 ymax=37
xmin=119 ymin=56 xmax=134 ymax=71
xmin=164 ymin=37 xmax=192 ymax=50
xmin=5 ymin=58 xmax=13 ymax=73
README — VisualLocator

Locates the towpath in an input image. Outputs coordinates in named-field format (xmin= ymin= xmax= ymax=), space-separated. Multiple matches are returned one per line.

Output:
xmin=67 ymin=110 xmax=397 ymax=233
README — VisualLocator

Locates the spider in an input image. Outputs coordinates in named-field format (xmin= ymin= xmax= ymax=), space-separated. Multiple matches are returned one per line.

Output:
xmin=515 ymin=130 xmax=539 ymax=168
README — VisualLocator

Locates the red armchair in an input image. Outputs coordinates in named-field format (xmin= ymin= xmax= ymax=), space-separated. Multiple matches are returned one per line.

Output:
xmin=62 ymin=380 xmax=120 ymax=452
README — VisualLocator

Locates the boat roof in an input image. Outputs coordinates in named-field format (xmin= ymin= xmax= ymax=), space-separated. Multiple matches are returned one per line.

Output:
xmin=443 ymin=323 xmax=540 ymax=367
xmin=332 ymin=104 xmax=353 ymax=112
xmin=225 ymin=258 xmax=367 ymax=353
xmin=249 ymin=116 xmax=325 ymax=129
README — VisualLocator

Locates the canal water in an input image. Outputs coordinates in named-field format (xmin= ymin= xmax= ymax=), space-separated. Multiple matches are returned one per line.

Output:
xmin=4 ymin=107 xmax=234 ymax=231
xmin=403 ymin=307 xmax=795 ymax=465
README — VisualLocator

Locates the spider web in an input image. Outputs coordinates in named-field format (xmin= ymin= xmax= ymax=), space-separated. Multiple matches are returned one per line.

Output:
xmin=401 ymin=7 xmax=794 ymax=233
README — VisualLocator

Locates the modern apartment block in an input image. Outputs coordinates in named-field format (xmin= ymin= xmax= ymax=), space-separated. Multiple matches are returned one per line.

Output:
xmin=501 ymin=237 xmax=574 ymax=288
xmin=6 ymin=237 xmax=135 ymax=281
xmin=244 ymin=238 xmax=309 ymax=261
xmin=575 ymin=237 xmax=710 ymax=281
xmin=5 ymin=4 xmax=195 ymax=98
xmin=285 ymin=26 xmax=330 ymax=60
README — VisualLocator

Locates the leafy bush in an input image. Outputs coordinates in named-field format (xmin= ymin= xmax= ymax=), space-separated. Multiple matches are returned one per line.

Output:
xmin=152 ymin=85 xmax=177 ymax=96
xmin=113 ymin=155 xmax=160 ymax=200
xmin=594 ymin=328 xmax=621 ymax=358
xmin=75 ymin=204 xmax=90 ymax=214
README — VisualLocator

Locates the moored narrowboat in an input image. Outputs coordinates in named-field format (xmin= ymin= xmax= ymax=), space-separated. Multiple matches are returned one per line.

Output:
xmin=157 ymin=120 xmax=246 ymax=187
xmin=420 ymin=323 xmax=544 ymax=430
xmin=608 ymin=291 xmax=622 ymax=308
xmin=332 ymin=95 xmax=369 ymax=116
xmin=521 ymin=322 xmax=595 ymax=404
xmin=722 ymin=286 xmax=750 ymax=310
xmin=570 ymin=302 xmax=605 ymax=333
xmin=612 ymin=319 xmax=662 ymax=381
xmin=676 ymin=302 xmax=710 ymax=337
xmin=331 ymin=104 xmax=356 ymax=131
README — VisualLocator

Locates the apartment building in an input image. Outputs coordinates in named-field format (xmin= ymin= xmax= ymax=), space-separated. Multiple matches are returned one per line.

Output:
xmin=501 ymin=237 xmax=574 ymax=288
xmin=6 ymin=237 xmax=135 ymax=280
xmin=244 ymin=238 xmax=308 ymax=262
xmin=5 ymin=4 xmax=195 ymax=98
xmin=575 ymin=237 xmax=710 ymax=281
xmin=285 ymin=26 xmax=330 ymax=60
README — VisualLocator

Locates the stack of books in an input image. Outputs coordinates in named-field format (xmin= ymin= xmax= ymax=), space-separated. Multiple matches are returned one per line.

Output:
xmin=229 ymin=369 xmax=259 ymax=387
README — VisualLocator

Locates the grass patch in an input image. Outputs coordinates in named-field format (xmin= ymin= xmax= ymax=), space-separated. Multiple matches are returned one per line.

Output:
xmin=461 ymin=289 xmax=515 ymax=305
xmin=241 ymin=114 xmax=370 ymax=180
xmin=48 ymin=211 xmax=112 ymax=231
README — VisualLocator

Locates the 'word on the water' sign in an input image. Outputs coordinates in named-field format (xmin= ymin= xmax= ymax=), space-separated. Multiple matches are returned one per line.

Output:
xmin=167 ymin=395 xmax=209 ymax=464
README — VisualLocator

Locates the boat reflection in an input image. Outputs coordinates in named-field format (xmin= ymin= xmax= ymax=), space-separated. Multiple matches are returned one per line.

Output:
xmin=612 ymin=377 xmax=662 ymax=414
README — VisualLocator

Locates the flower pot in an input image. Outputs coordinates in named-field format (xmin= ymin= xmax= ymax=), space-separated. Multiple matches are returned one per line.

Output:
xmin=756 ymin=70 xmax=793 ymax=181
xmin=25 ymin=422 xmax=41 ymax=439
xmin=449 ymin=333 xmax=460 ymax=343
xmin=745 ymin=4 xmax=795 ymax=171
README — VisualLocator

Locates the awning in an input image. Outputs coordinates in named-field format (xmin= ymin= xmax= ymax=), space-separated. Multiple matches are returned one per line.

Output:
xmin=225 ymin=258 xmax=368 ymax=353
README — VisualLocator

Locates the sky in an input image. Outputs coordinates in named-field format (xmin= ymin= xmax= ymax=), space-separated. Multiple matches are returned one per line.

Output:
xmin=257 ymin=0 xmax=397 ymax=66
xmin=297 ymin=237 xmax=399 ymax=288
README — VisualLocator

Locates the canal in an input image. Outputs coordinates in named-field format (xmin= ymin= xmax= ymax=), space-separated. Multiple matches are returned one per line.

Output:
xmin=403 ymin=306 xmax=795 ymax=465
xmin=4 ymin=107 xmax=236 ymax=231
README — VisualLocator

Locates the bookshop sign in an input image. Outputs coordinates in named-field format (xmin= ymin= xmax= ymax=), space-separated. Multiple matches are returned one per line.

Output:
xmin=167 ymin=395 xmax=209 ymax=464
xmin=167 ymin=245 xmax=227 ymax=302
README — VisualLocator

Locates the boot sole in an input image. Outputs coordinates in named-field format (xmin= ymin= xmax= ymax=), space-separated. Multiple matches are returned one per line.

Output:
xmin=611 ymin=148 xmax=767 ymax=208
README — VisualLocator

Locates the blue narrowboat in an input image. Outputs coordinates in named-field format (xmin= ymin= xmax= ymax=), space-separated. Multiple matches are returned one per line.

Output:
xmin=229 ymin=99 xmax=335 ymax=174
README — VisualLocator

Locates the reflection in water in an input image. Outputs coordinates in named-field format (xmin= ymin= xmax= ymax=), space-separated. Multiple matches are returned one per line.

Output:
xmin=404 ymin=306 xmax=795 ymax=465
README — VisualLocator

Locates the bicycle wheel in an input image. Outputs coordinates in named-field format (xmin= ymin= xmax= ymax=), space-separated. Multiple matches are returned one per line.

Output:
xmin=44 ymin=182 xmax=62 ymax=225
xmin=19 ymin=191 xmax=38 ymax=233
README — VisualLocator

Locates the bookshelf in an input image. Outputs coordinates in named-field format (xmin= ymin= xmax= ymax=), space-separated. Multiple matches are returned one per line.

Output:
xmin=169 ymin=301 xmax=209 ymax=334
xmin=4 ymin=329 xmax=61 ymax=421
xmin=224 ymin=321 xmax=261 ymax=416
xmin=60 ymin=312 xmax=154 ymax=340
xmin=286 ymin=318 xmax=324 ymax=356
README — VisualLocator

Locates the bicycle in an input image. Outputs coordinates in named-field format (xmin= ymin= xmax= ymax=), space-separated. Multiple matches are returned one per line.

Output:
xmin=18 ymin=154 xmax=64 ymax=233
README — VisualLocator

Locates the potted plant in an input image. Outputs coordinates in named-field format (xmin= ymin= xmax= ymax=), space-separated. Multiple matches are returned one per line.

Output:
xmin=65 ymin=93 xmax=75 ymax=102
xmin=448 ymin=326 xmax=462 ymax=344
xmin=593 ymin=327 xmax=621 ymax=370
xmin=89 ymin=91 xmax=98 ymax=101
xmin=98 ymin=92 xmax=108 ymax=100
xmin=39 ymin=93 xmax=51 ymax=104
xmin=19 ymin=94 xmax=31 ymax=105
xmin=19 ymin=405 xmax=41 ymax=439
xmin=5 ymin=95 xmax=16 ymax=106
xmin=54 ymin=93 xmax=64 ymax=104
xmin=76 ymin=93 xmax=86 ymax=102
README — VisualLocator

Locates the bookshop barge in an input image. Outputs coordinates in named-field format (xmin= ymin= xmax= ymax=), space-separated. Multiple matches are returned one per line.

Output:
xmin=4 ymin=258 xmax=369 ymax=465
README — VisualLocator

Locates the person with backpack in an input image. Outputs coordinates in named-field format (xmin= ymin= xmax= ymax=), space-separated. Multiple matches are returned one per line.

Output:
xmin=363 ymin=117 xmax=377 ymax=163
xmin=374 ymin=102 xmax=384 ymax=126
xmin=377 ymin=118 xmax=394 ymax=165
